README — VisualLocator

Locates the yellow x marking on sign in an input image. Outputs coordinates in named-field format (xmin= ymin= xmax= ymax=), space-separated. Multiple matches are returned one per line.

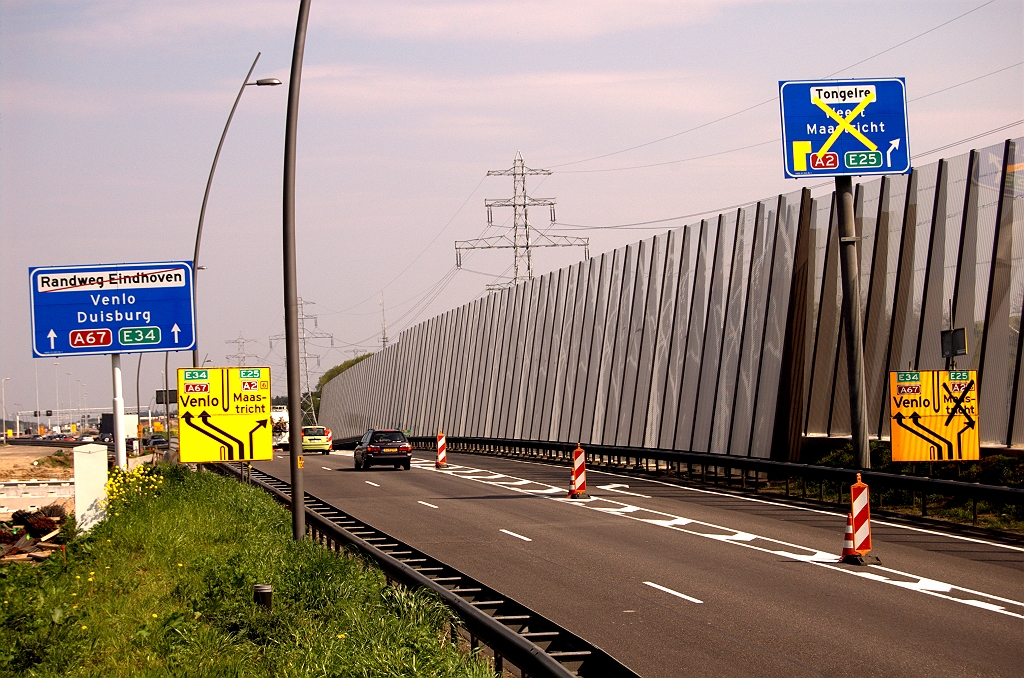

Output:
xmin=812 ymin=93 xmax=878 ymax=157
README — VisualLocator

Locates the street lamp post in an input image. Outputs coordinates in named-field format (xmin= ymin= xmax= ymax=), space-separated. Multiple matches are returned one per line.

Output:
xmin=2 ymin=378 xmax=10 ymax=439
xmin=284 ymin=0 xmax=313 ymax=541
xmin=192 ymin=53 xmax=281 ymax=368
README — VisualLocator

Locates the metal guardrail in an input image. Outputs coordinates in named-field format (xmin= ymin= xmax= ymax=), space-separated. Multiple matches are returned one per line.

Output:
xmin=6 ymin=438 xmax=82 ymax=448
xmin=408 ymin=436 xmax=1024 ymax=512
xmin=210 ymin=463 xmax=639 ymax=678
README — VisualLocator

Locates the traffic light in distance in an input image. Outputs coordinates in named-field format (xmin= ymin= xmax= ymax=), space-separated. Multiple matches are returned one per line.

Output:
xmin=46 ymin=410 xmax=53 ymax=416
xmin=34 ymin=410 xmax=39 ymax=417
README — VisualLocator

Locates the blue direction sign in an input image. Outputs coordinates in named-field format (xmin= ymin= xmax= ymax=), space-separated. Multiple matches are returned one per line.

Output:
xmin=779 ymin=78 xmax=910 ymax=178
xmin=29 ymin=261 xmax=196 ymax=357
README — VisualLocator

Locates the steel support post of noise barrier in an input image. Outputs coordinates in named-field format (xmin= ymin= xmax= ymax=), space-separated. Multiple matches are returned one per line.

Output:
xmin=835 ymin=175 xmax=872 ymax=470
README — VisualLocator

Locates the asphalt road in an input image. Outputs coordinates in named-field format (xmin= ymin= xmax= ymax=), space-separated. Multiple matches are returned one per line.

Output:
xmin=257 ymin=450 xmax=1024 ymax=677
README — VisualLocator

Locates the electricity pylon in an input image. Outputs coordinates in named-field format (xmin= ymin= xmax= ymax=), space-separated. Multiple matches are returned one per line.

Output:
xmin=225 ymin=333 xmax=260 ymax=366
xmin=269 ymin=297 xmax=333 ymax=425
xmin=455 ymin=151 xmax=588 ymax=290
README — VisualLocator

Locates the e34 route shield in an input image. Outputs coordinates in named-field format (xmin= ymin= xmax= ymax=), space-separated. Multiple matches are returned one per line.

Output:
xmin=889 ymin=371 xmax=979 ymax=462
xmin=779 ymin=78 xmax=910 ymax=178
xmin=177 ymin=367 xmax=273 ymax=463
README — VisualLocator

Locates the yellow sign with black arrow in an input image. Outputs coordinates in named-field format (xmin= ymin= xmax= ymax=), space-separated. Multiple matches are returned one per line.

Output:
xmin=889 ymin=370 xmax=979 ymax=462
xmin=176 ymin=367 xmax=273 ymax=463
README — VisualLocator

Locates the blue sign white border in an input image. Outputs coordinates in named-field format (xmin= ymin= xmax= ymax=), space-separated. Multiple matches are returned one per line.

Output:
xmin=779 ymin=77 xmax=911 ymax=179
xmin=29 ymin=260 xmax=196 ymax=357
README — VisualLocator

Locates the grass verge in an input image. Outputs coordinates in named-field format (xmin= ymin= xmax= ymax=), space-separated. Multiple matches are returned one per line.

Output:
xmin=0 ymin=464 xmax=493 ymax=677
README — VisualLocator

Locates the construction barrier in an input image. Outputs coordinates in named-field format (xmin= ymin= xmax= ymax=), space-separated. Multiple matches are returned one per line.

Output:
xmin=567 ymin=444 xmax=589 ymax=499
xmin=436 ymin=429 xmax=448 ymax=469
xmin=850 ymin=473 xmax=872 ymax=554
xmin=841 ymin=473 xmax=879 ymax=565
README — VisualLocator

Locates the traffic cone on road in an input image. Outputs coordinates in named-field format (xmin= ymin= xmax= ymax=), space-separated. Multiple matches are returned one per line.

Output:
xmin=567 ymin=444 xmax=590 ymax=499
xmin=841 ymin=513 xmax=858 ymax=559
xmin=435 ymin=429 xmax=449 ymax=469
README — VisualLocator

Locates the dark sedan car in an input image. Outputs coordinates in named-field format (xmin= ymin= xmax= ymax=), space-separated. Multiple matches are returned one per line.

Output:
xmin=353 ymin=429 xmax=412 ymax=470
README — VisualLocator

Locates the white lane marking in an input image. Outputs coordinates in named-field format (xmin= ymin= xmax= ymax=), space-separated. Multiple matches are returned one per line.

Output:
xmin=276 ymin=455 xmax=285 ymax=458
xmin=365 ymin=481 xmax=380 ymax=487
xmin=321 ymin=466 xmax=333 ymax=471
xmin=491 ymin=455 xmax=1024 ymax=553
xmin=869 ymin=565 xmax=1023 ymax=607
xmin=644 ymin=581 xmax=703 ymax=604
xmin=500 ymin=529 xmax=532 ymax=542
xmin=596 ymin=483 xmax=651 ymax=498
xmin=418 ymin=500 xmax=439 ymax=509
xmin=412 ymin=456 xmax=1024 ymax=620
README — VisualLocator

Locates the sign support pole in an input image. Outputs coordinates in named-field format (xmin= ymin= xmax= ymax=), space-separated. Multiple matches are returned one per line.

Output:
xmin=111 ymin=354 xmax=127 ymax=469
xmin=835 ymin=176 xmax=871 ymax=469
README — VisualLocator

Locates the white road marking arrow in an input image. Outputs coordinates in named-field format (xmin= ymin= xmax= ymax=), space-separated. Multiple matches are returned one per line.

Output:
xmin=47 ymin=329 xmax=56 ymax=349
xmin=887 ymin=138 xmax=900 ymax=168
xmin=171 ymin=324 xmax=181 ymax=343
xmin=597 ymin=483 xmax=651 ymax=498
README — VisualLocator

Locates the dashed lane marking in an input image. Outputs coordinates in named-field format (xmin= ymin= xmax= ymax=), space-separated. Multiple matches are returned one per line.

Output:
xmin=500 ymin=529 xmax=532 ymax=542
xmin=644 ymin=581 xmax=703 ymax=604
xmin=418 ymin=501 xmax=439 ymax=509
xmin=321 ymin=466 xmax=332 ymax=471
xmin=411 ymin=457 xmax=1024 ymax=620
xmin=365 ymin=481 xmax=380 ymax=487
xmin=486 ymin=456 xmax=1024 ymax=553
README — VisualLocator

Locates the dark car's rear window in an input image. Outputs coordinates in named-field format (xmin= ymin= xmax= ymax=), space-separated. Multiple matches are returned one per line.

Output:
xmin=370 ymin=431 xmax=407 ymax=444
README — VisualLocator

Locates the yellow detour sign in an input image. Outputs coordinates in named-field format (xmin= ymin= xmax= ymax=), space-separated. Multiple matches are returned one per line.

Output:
xmin=889 ymin=370 xmax=978 ymax=462
xmin=176 ymin=367 xmax=273 ymax=462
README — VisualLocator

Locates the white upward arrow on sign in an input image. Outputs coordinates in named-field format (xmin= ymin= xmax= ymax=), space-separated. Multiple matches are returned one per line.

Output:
xmin=171 ymin=324 xmax=181 ymax=343
xmin=47 ymin=329 xmax=57 ymax=349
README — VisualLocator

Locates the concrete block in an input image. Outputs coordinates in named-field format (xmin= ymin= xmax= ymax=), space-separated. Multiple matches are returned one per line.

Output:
xmin=74 ymin=444 xmax=108 ymax=531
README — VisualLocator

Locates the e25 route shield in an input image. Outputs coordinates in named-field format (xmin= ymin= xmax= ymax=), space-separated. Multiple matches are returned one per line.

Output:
xmin=889 ymin=370 xmax=978 ymax=462
xmin=29 ymin=261 xmax=195 ymax=357
xmin=177 ymin=367 xmax=273 ymax=463
xmin=779 ymin=78 xmax=910 ymax=178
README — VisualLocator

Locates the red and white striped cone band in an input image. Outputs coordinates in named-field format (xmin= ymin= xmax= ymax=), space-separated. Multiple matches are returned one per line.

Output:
xmin=567 ymin=445 xmax=589 ymax=498
xmin=851 ymin=474 xmax=872 ymax=555
xmin=841 ymin=513 xmax=857 ymax=558
xmin=436 ymin=430 xmax=448 ymax=468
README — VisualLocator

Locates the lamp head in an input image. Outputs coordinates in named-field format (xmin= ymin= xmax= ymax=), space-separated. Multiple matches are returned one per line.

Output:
xmin=254 ymin=78 xmax=282 ymax=86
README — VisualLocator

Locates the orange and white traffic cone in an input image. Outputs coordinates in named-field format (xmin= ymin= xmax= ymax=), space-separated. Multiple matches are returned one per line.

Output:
xmin=435 ymin=429 xmax=448 ymax=469
xmin=567 ymin=444 xmax=590 ymax=499
xmin=841 ymin=513 xmax=858 ymax=559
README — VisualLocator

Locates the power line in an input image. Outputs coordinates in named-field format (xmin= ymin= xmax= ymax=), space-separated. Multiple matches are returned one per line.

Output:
xmin=317 ymin=174 xmax=488 ymax=317
xmin=554 ymin=60 xmax=1023 ymax=176
xmin=547 ymin=0 xmax=1000 ymax=170
xmin=548 ymin=121 xmax=1024 ymax=232
xmin=909 ymin=61 xmax=1022 ymax=102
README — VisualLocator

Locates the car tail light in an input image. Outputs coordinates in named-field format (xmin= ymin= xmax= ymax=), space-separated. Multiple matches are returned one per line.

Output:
xmin=367 ymin=445 xmax=381 ymax=452
xmin=399 ymin=443 xmax=411 ymax=451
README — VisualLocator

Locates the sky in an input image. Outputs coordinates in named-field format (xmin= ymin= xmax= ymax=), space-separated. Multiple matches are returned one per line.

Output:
xmin=1 ymin=0 xmax=1022 ymax=423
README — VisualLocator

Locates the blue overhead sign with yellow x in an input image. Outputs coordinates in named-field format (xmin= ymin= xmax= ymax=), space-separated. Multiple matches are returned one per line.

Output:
xmin=779 ymin=78 xmax=910 ymax=178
